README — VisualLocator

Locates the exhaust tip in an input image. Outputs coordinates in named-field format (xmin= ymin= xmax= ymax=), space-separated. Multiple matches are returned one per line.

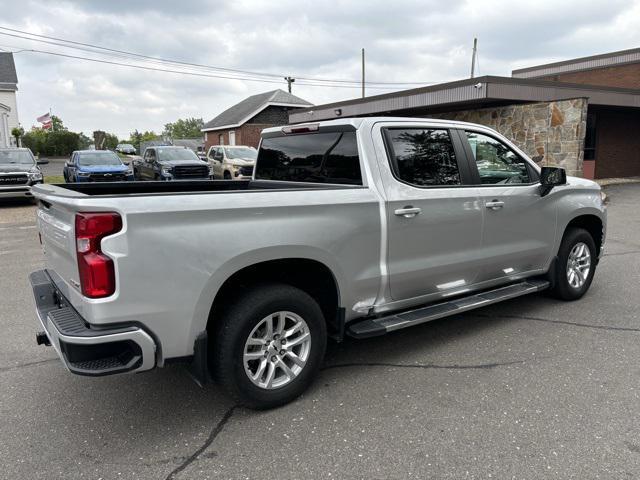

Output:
xmin=36 ymin=331 xmax=51 ymax=346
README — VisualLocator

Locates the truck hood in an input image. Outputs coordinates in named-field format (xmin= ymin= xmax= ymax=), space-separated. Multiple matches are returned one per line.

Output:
xmin=0 ymin=164 xmax=36 ymax=173
xmin=159 ymin=160 xmax=208 ymax=167
xmin=227 ymin=158 xmax=256 ymax=166
xmin=78 ymin=165 xmax=129 ymax=173
xmin=566 ymin=175 xmax=600 ymax=190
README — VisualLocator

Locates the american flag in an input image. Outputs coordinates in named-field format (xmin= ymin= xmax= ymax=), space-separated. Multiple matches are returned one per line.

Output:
xmin=37 ymin=113 xmax=52 ymax=130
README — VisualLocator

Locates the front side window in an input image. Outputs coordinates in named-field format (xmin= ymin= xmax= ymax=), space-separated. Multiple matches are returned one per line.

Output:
xmin=385 ymin=128 xmax=460 ymax=186
xmin=255 ymin=131 xmax=361 ymax=185
xmin=465 ymin=131 xmax=531 ymax=185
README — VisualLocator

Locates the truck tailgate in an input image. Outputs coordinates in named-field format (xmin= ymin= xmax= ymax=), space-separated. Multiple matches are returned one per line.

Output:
xmin=36 ymin=200 xmax=79 ymax=294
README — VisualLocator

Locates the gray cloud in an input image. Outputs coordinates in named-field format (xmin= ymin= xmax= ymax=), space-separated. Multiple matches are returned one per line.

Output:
xmin=2 ymin=0 xmax=640 ymax=138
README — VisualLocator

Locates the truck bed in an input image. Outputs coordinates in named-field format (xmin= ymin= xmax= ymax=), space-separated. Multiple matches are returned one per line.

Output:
xmin=46 ymin=180 xmax=358 ymax=197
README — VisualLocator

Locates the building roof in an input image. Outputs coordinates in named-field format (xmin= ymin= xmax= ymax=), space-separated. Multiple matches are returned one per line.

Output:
xmin=172 ymin=138 xmax=203 ymax=150
xmin=0 ymin=53 xmax=18 ymax=91
xmin=202 ymin=89 xmax=312 ymax=131
xmin=289 ymin=75 xmax=640 ymax=124
xmin=512 ymin=47 xmax=640 ymax=79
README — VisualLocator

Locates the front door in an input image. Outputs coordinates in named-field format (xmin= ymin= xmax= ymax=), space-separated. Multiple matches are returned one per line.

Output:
xmin=379 ymin=125 xmax=484 ymax=301
xmin=460 ymin=129 xmax=557 ymax=283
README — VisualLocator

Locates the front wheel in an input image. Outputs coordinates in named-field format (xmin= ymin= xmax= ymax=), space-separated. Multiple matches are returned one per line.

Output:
xmin=548 ymin=227 xmax=597 ymax=301
xmin=212 ymin=283 xmax=327 ymax=409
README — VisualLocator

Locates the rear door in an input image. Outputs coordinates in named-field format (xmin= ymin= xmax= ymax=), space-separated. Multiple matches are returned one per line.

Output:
xmin=459 ymin=129 xmax=557 ymax=283
xmin=141 ymin=149 xmax=156 ymax=180
xmin=375 ymin=123 xmax=484 ymax=301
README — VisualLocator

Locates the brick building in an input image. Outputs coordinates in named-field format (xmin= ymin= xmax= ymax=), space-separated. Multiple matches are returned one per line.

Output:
xmin=202 ymin=89 xmax=311 ymax=150
xmin=291 ymin=47 xmax=640 ymax=179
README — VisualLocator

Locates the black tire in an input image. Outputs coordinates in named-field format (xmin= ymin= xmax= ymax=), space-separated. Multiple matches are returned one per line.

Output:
xmin=212 ymin=283 xmax=327 ymax=409
xmin=548 ymin=227 xmax=597 ymax=301
xmin=223 ymin=170 xmax=232 ymax=180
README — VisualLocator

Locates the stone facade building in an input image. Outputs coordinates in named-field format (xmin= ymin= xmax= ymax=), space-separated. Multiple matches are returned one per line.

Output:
xmin=0 ymin=53 xmax=20 ymax=148
xmin=290 ymin=47 xmax=640 ymax=179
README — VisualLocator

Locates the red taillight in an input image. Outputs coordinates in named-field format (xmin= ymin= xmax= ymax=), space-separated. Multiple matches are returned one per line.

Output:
xmin=75 ymin=212 xmax=122 ymax=298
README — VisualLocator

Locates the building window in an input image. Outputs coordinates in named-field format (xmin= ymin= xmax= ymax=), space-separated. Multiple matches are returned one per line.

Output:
xmin=584 ymin=113 xmax=596 ymax=160
xmin=204 ymin=132 xmax=208 ymax=142
xmin=219 ymin=133 xmax=224 ymax=145
xmin=229 ymin=130 xmax=236 ymax=146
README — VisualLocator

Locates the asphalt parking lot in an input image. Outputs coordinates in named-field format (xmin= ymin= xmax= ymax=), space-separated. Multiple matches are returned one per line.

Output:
xmin=1 ymin=184 xmax=639 ymax=480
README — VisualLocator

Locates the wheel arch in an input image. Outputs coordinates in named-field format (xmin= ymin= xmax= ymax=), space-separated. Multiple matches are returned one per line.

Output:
xmin=191 ymin=247 xmax=347 ymax=347
xmin=561 ymin=212 xmax=605 ymax=257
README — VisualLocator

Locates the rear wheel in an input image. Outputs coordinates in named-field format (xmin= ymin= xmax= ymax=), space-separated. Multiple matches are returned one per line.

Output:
xmin=548 ymin=227 xmax=597 ymax=300
xmin=223 ymin=170 xmax=232 ymax=180
xmin=212 ymin=283 xmax=327 ymax=409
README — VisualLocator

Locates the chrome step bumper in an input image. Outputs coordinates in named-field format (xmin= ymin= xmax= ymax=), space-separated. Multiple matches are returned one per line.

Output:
xmin=29 ymin=270 xmax=156 ymax=376
xmin=347 ymin=279 xmax=550 ymax=339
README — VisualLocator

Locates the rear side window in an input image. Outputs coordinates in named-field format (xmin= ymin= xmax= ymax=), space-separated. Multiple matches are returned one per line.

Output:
xmin=384 ymin=128 xmax=460 ymax=187
xmin=255 ymin=131 xmax=361 ymax=185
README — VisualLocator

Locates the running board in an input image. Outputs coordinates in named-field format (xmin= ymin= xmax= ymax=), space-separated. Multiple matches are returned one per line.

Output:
xmin=347 ymin=279 xmax=549 ymax=339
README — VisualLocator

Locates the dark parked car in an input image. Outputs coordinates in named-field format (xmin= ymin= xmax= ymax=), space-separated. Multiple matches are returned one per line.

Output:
xmin=133 ymin=146 xmax=212 ymax=181
xmin=63 ymin=150 xmax=134 ymax=182
xmin=115 ymin=143 xmax=136 ymax=155
xmin=0 ymin=148 xmax=47 ymax=200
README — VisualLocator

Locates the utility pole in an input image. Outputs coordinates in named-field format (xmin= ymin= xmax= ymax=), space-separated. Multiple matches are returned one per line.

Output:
xmin=470 ymin=37 xmax=478 ymax=78
xmin=361 ymin=48 xmax=365 ymax=98
xmin=284 ymin=76 xmax=295 ymax=93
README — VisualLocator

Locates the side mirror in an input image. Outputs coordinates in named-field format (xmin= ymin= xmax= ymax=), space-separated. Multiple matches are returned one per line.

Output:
xmin=37 ymin=159 xmax=49 ymax=165
xmin=540 ymin=166 xmax=566 ymax=196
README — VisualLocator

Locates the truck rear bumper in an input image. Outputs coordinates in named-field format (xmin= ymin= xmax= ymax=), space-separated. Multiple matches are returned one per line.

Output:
xmin=29 ymin=269 xmax=156 ymax=376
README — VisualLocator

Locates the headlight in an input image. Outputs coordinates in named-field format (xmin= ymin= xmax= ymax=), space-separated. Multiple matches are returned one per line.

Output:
xmin=600 ymin=190 xmax=607 ymax=205
xmin=161 ymin=167 xmax=172 ymax=175
xmin=77 ymin=171 xmax=90 ymax=177
xmin=29 ymin=171 xmax=43 ymax=181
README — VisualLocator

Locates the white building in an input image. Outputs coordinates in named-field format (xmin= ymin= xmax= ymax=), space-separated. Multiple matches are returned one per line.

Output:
xmin=0 ymin=53 xmax=19 ymax=148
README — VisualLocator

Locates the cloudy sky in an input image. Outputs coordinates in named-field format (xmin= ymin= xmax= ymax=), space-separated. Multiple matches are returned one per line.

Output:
xmin=2 ymin=0 xmax=640 ymax=139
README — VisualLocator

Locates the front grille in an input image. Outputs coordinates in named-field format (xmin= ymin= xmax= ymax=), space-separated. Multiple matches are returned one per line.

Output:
xmin=88 ymin=173 xmax=127 ymax=182
xmin=172 ymin=165 xmax=209 ymax=179
xmin=239 ymin=166 xmax=254 ymax=176
xmin=0 ymin=174 xmax=29 ymax=185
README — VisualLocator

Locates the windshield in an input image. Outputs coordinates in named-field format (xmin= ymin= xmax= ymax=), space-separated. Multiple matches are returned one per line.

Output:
xmin=224 ymin=147 xmax=257 ymax=160
xmin=157 ymin=148 xmax=200 ymax=162
xmin=78 ymin=151 xmax=123 ymax=166
xmin=0 ymin=150 xmax=35 ymax=165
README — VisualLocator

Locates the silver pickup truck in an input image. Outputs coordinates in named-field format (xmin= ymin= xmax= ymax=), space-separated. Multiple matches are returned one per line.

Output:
xmin=29 ymin=117 xmax=606 ymax=409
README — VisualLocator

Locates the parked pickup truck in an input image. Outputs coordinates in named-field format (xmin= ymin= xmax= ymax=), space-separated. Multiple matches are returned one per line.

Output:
xmin=29 ymin=117 xmax=606 ymax=409
xmin=0 ymin=148 xmax=47 ymax=199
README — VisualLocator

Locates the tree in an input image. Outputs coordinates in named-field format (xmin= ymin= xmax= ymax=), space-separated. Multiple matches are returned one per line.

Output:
xmin=78 ymin=132 xmax=92 ymax=150
xmin=163 ymin=117 xmax=204 ymax=139
xmin=11 ymin=126 xmax=24 ymax=146
xmin=104 ymin=133 xmax=119 ymax=150
xmin=127 ymin=129 xmax=158 ymax=152
xmin=50 ymin=115 xmax=66 ymax=132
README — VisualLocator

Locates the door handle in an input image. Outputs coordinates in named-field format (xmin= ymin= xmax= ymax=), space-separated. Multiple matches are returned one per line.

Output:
xmin=394 ymin=206 xmax=422 ymax=218
xmin=485 ymin=200 xmax=505 ymax=210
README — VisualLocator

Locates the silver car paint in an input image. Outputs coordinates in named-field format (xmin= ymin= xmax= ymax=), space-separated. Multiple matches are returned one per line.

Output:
xmin=31 ymin=117 xmax=606 ymax=367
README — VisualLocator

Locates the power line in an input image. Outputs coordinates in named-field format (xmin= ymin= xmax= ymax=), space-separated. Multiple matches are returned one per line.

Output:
xmin=0 ymin=25 xmax=436 ymax=87
xmin=4 ymin=45 xmax=407 ymax=90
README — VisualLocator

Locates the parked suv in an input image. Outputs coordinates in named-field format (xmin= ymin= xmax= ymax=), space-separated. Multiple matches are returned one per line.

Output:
xmin=29 ymin=117 xmax=606 ymax=409
xmin=133 ymin=145 xmax=211 ymax=181
xmin=64 ymin=150 xmax=134 ymax=182
xmin=207 ymin=145 xmax=257 ymax=180
xmin=115 ymin=143 xmax=136 ymax=155
xmin=0 ymin=148 xmax=47 ymax=199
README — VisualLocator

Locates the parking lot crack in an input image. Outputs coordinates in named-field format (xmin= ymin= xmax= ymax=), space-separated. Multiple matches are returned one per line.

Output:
xmin=0 ymin=357 xmax=59 ymax=374
xmin=322 ymin=358 xmax=528 ymax=371
xmin=480 ymin=313 xmax=640 ymax=332
xmin=164 ymin=405 xmax=238 ymax=480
